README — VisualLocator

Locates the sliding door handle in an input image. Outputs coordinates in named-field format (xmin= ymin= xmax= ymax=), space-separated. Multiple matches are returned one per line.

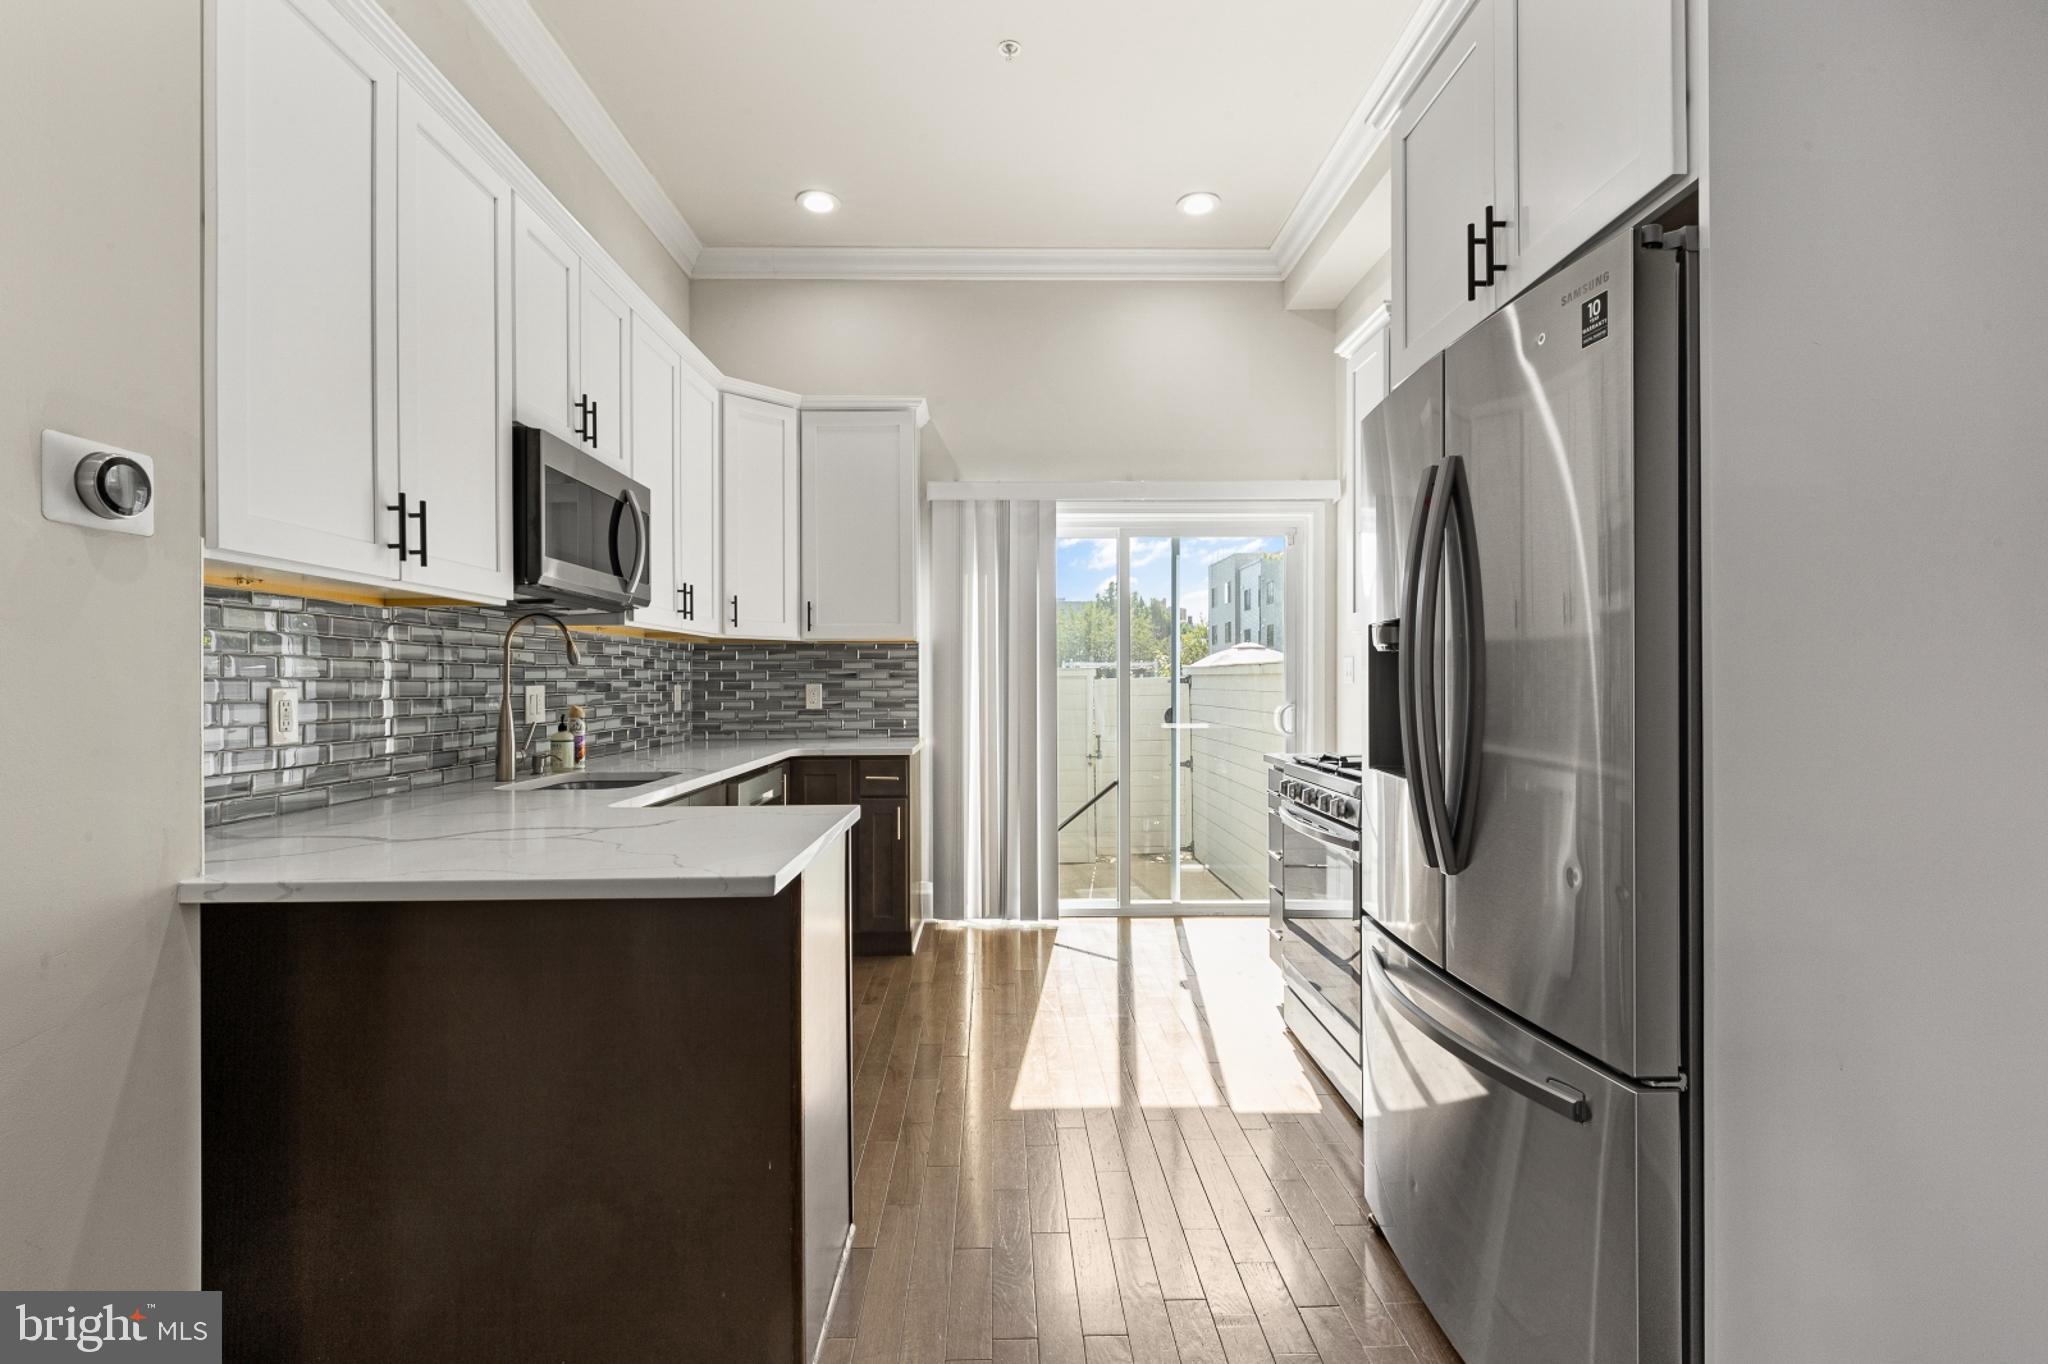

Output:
xmin=1368 ymin=947 xmax=1589 ymax=1123
xmin=1397 ymin=465 xmax=1440 ymax=867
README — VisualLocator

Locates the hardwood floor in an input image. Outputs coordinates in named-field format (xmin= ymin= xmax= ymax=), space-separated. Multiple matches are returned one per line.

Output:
xmin=832 ymin=918 xmax=1462 ymax=1364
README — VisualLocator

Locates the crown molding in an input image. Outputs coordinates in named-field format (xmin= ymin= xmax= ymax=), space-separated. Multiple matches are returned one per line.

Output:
xmin=462 ymin=0 xmax=703 ymax=274
xmin=1335 ymin=302 xmax=1393 ymax=360
xmin=1270 ymin=0 xmax=1473 ymax=277
xmin=692 ymin=246 xmax=1283 ymax=283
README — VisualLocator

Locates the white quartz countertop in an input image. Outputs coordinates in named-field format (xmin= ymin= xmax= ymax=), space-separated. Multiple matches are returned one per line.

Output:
xmin=179 ymin=737 xmax=919 ymax=905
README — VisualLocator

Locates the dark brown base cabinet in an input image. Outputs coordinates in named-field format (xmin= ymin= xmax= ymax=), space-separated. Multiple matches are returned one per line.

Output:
xmin=201 ymin=851 xmax=852 ymax=1363
xmin=792 ymin=756 xmax=917 ymax=955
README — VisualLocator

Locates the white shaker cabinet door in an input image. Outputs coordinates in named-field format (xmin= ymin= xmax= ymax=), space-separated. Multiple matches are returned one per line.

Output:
xmin=1390 ymin=0 xmax=1511 ymax=386
xmin=512 ymin=198 xmax=580 ymax=444
xmin=720 ymin=394 xmax=801 ymax=639
xmin=801 ymin=410 xmax=918 ymax=641
xmin=672 ymin=368 xmax=723 ymax=636
xmin=1507 ymin=0 xmax=1686 ymax=288
xmin=577 ymin=269 xmax=632 ymax=471
xmin=213 ymin=0 xmax=399 ymax=579
xmin=394 ymin=81 xmax=513 ymax=601
xmin=629 ymin=316 xmax=684 ymax=632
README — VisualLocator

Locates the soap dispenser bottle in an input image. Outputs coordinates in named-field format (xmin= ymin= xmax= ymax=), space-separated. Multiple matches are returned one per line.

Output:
xmin=549 ymin=716 xmax=575 ymax=774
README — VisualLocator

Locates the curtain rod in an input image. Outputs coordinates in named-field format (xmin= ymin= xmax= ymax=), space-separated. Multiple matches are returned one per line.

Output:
xmin=926 ymin=480 xmax=1339 ymax=502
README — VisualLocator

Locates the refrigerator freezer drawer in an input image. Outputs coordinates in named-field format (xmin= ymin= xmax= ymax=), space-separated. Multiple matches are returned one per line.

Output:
xmin=1362 ymin=925 xmax=1682 ymax=1364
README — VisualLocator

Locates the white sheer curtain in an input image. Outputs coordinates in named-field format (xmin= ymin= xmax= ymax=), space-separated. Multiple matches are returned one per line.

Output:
xmin=929 ymin=499 xmax=1058 ymax=921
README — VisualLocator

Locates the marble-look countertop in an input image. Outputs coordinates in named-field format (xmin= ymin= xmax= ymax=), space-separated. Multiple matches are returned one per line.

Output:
xmin=179 ymin=737 xmax=920 ymax=905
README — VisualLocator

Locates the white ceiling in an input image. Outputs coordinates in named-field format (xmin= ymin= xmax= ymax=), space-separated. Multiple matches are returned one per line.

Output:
xmin=524 ymin=0 xmax=1425 ymax=253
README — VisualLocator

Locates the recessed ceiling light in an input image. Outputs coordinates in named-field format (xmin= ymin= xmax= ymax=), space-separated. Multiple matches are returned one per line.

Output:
xmin=796 ymin=189 xmax=839 ymax=215
xmin=1177 ymin=192 xmax=1221 ymax=217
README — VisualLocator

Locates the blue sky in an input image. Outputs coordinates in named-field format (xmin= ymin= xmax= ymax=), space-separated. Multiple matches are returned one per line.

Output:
xmin=1056 ymin=536 xmax=1284 ymax=623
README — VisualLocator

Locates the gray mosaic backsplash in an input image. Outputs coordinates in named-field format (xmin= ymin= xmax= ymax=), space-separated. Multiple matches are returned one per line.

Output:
xmin=690 ymin=642 xmax=920 ymax=741
xmin=202 ymin=588 xmax=919 ymax=825
xmin=203 ymin=590 xmax=691 ymax=826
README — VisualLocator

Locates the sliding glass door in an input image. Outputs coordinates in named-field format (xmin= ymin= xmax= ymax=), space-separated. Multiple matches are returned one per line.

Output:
xmin=1055 ymin=518 xmax=1304 ymax=916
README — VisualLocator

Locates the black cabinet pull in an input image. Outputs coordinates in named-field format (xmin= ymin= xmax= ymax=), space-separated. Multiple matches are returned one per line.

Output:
xmin=385 ymin=493 xmax=427 ymax=565
xmin=1464 ymin=206 xmax=1509 ymax=300
xmin=1465 ymin=220 xmax=1483 ymax=302
xmin=386 ymin=492 xmax=409 ymax=561
xmin=685 ymin=583 xmax=694 ymax=619
xmin=574 ymin=394 xmax=590 ymax=441
xmin=588 ymin=400 xmax=599 ymax=447
xmin=730 ymin=594 xmax=739 ymax=628
xmin=806 ymin=600 xmax=813 ymax=632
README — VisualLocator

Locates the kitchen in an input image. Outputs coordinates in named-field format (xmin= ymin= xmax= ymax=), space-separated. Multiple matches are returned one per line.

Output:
xmin=6 ymin=1 xmax=2047 ymax=1363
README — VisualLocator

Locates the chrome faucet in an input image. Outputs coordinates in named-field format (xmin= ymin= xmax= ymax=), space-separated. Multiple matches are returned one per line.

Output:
xmin=496 ymin=612 xmax=582 ymax=782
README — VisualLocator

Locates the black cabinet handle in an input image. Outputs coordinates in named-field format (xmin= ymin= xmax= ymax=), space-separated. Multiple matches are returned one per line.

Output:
xmin=386 ymin=492 xmax=409 ymax=561
xmin=385 ymin=494 xmax=427 ymax=565
xmin=806 ymin=600 xmax=814 ymax=632
xmin=1465 ymin=220 xmax=1483 ymax=302
xmin=591 ymin=401 xmax=600 ymax=446
xmin=574 ymin=395 xmax=590 ymax=441
xmin=685 ymin=583 xmax=694 ymax=619
xmin=1464 ymin=206 xmax=1509 ymax=301
xmin=730 ymin=594 xmax=739 ymax=628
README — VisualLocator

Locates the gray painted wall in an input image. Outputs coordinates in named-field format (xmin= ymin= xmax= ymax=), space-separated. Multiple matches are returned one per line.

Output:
xmin=0 ymin=0 xmax=203 ymax=1288
xmin=688 ymin=279 xmax=1338 ymax=483
xmin=1701 ymin=1 xmax=2048 ymax=1356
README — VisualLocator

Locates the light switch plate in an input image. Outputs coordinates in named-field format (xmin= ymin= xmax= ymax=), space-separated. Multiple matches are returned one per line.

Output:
xmin=804 ymin=683 xmax=824 ymax=711
xmin=524 ymin=685 xmax=547 ymax=724
xmin=267 ymin=687 xmax=302 ymax=746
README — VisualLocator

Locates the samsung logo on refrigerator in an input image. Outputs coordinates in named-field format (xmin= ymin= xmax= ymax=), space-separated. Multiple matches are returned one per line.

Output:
xmin=1558 ymin=271 xmax=1612 ymax=307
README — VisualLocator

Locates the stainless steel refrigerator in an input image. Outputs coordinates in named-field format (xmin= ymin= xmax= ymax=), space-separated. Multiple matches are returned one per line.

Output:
xmin=1357 ymin=219 xmax=1701 ymax=1364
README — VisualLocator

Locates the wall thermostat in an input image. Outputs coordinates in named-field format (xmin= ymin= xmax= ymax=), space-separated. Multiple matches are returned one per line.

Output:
xmin=41 ymin=429 xmax=156 ymax=536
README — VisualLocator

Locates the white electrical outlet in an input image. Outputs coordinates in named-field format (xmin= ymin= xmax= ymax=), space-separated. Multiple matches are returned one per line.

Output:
xmin=672 ymin=684 xmax=685 ymax=711
xmin=804 ymin=683 xmax=824 ymax=711
xmin=524 ymin=685 xmax=547 ymax=723
xmin=267 ymin=686 xmax=302 ymax=746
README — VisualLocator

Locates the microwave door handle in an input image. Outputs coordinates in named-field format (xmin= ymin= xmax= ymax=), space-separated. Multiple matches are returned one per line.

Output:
xmin=1445 ymin=455 xmax=1486 ymax=872
xmin=1367 ymin=947 xmax=1590 ymax=1123
xmin=614 ymin=488 xmax=648 ymax=593
xmin=1397 ymin=464 xmax=1442 ymax=868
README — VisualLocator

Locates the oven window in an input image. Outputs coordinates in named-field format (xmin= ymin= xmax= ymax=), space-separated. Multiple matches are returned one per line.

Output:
xmin=543 ymin=467 xmax=629 ymax=579
xmin=1275 ymin=811 xmax=1363 ymax=1042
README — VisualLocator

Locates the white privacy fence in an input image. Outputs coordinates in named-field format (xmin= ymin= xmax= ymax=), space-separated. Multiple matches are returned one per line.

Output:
xmin=1056 ymin=654 xmax=1286 ymax=901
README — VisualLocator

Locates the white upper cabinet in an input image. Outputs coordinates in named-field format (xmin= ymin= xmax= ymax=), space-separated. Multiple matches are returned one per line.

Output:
xmin=1506 ymin=0 xmax=1686 ymax=288
xmin=1391 ymin=0 xmax=1509 ymax=386
xmin=577 ymin=270 xmax=631 ymax=470
xmin=212 ymin=0 xmax=398 ymax=578
xmin=721 ymin=394 xmax=802 ymax=639
xmin=1391 ymin=0 xmax=1686 ymax=383
xmin=512 ymin=199 xmax=580 ymax=445
xmin=672 ymin=370 xmax=722 ymax=636
xmin=629 ymin=316 xmax=684 ymax=632
xmin=801 ymin=410 xmax=919 ymax=641
xmin=394 ymin=81 xmax=513 ymax=600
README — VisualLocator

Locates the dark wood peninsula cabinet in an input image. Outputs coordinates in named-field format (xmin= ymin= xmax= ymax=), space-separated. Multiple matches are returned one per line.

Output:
xmin=793 ymin=755 xmax=917 ymax=954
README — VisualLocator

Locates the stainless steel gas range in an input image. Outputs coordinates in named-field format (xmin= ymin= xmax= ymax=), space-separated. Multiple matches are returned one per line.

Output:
xmin=1266 ymin=753 xmax=1364 ymax=1116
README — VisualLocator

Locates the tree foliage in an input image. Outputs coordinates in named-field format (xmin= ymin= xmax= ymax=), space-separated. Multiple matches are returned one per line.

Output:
xmin=1057 ymin=581 xmax=1209 ymax=671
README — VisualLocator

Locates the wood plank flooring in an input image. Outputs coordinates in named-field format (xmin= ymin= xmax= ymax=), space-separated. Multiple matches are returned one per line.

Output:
xmin=828 ymin=918 xmax=1462 ymax=1364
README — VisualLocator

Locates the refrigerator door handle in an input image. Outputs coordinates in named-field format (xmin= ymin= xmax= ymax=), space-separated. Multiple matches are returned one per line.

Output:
xmin=1413 ymin=453 xmax=1485 ymax=875
xmin=1396 ymin=464 xmax=1442 ymax=868
xmin=1446 ymin=455 xmax=1487 ymax=872
xmin=1368 ymin=946 xmax=1590 ymax=1123
xmin=1411 ymin=457 xmax=1457 ymax=868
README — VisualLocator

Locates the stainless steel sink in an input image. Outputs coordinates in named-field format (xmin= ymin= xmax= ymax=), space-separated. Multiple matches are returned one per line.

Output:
xmin=534 ymin=774 xmax=676 ymax=791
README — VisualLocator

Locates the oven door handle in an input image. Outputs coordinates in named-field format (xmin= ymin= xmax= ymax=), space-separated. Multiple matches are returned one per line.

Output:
xmin=1276 ymin=804 xmax=1360 ymax=860
xmin=612 ymin=488 xmax=648 ymax=593
xmin=1367 ymin=946 xmax=1590 ymax=1123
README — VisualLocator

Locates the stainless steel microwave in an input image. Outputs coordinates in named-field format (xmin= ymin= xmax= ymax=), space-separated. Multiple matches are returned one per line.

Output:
xmin=512 ymin=422 xmax=652 ymax=613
